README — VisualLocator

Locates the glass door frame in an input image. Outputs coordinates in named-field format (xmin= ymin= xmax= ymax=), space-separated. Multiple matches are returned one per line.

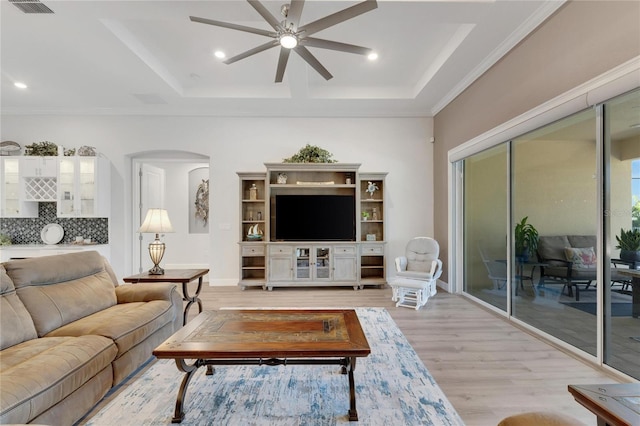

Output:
xmin=448 ymin=73 xmax=639 ymax=379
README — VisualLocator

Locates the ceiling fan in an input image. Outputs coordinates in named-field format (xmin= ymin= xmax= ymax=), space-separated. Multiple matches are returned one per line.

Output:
xmin=190 ymin=0 xmax=378 ymax=83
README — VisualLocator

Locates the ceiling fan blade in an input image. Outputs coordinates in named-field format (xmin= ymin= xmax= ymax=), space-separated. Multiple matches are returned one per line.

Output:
xmin=301 ymin=37 xmax=372 ymax=56
xmin=298 ymin=0 xmax=377 ymax=37
xmin=190 ymin=16 xmax=275 ymax=38
xmin=247 ymin=0 xmax=282 ymax=31
xmin=224 ymin=40 xmax=280 ymax=65
xmin=294 ymin=46 xmax=333 ymax=80
xmin=287 ymin=0 xmax=305 ymax=29
xmin=275 ymin=48 xmax=291 ymax=83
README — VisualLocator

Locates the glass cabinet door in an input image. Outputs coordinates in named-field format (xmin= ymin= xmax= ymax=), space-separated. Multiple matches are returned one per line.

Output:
xmin=296 ymin=247 xmax=311 ymax=279
xmin=78 ymin=158 xmax=96 ymax=216
xmin=2 ymin=158 xmax=20 ymax=216
xmin=315 ymin=247 xmax=331 ymax=280
xmin=58 ymin=158 xmax=75 ymax=215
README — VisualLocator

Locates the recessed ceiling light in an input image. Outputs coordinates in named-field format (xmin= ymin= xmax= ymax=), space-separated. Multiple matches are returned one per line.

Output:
xmin=14 ymin=82 xmax=27 ymax=89
xmin=367 ymin=52 xmax=378 ymax=61
xmin=214 ymin=50 xmax=226 ymax=59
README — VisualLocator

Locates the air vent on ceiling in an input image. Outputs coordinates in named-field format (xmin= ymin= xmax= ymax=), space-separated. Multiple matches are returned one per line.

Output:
xmin=9 ymin=0 xmax=54 ymax=14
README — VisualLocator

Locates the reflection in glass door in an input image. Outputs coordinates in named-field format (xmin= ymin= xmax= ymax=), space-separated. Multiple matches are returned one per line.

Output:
xmin=463 ymin=144 xmax=509 ymax=312
xmin=604 ymin=89 xmax=640 ymax=379
xmin=511 ymin=108 xmax=597 ymax=356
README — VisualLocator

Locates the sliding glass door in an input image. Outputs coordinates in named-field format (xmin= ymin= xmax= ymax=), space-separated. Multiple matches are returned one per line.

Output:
xmin=604 ymin=89 xmax=640 ymax=379
xmin=457 ymin=88 xmax=640 ymax=379
xmin=463 ymin=144 xmax=508 ymax=312
xmin=511 ymin=108 xmax=597 ymax=356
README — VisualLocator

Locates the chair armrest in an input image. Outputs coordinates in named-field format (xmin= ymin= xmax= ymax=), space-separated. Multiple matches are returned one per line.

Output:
xmin=432 ymin=259 xmax=443 ymax=281
xmin=115 ymin=282 xmax=179 ymax=304
xmin=395 ymin=256 xmax=408 ymax=272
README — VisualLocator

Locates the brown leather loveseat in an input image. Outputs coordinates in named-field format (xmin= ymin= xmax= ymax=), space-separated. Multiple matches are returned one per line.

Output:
xmin=0 ymin=250 xmax=182 ymax=425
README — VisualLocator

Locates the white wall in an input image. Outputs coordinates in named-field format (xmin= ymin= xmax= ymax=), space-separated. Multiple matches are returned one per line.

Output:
xmin=1 ymin=115 xmax=435 ymax=284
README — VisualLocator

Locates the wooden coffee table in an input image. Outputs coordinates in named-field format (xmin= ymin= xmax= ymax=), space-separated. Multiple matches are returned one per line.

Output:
xmin=153 ymin=309 xmax=371 ymax=423
xmin=123 ymin=269 xmax=208 ymax=325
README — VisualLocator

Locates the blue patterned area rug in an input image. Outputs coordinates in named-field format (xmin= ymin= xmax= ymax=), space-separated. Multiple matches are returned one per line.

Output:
xmin=85 ymin=308 xmax=462 ymax=426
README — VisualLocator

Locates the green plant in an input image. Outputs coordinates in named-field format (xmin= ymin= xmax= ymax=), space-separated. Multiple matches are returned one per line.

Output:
xmin=361 ymin=211 xmax=370 ymax=220
xmin=515 ymin=216 xmax=539 ymax=257
xmin=616 ymin=228 xmax=640 ymax=251
xmin=24 ymin=141 xmax=58 ymax=156
xmin=283 ymin=144 xmax=337 ymax=163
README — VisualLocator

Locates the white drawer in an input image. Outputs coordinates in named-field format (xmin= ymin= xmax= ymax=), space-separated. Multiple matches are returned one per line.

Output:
xmin=241 ymin=245 xmax=265 ymax=256
xmin=270 ymin=245 xmax=293 ymax=255
xmin=334 ymin=246 xmax=356 ymax=255
xmin=361 ymin=244 xmax=384 ymax=255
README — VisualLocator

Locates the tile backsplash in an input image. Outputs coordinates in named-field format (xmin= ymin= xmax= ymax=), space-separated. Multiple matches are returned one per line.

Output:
xmin=0 ymin=203 xmax=108 ymax=244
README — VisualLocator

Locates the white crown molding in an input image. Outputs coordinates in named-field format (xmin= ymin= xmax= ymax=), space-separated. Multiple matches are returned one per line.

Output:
xmin=431 ymin=0 xmax=567 ymax=116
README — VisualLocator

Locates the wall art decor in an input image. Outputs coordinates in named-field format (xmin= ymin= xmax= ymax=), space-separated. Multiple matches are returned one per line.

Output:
xmin=188 ymin=167 xmax=209 ymax=234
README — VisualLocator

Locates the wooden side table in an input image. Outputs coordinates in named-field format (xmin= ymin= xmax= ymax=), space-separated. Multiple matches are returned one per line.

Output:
xmin=123 ymin=269 xmax=209 ymax=325
xmin=568 ymin=383 xmax=640 ymax=426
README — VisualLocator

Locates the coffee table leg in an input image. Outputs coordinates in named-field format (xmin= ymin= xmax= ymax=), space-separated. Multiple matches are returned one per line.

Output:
xmin=172 ymin=358 xmax=202 ymax=423
xmin=347 ymin=356 xmax=358 ymax=421
xmin=182 ymin=277 xmax=204 ymax=325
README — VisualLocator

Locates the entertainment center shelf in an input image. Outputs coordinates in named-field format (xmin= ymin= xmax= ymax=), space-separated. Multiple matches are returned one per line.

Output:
xmin=237 ymin=164 xmax=387 ymax=290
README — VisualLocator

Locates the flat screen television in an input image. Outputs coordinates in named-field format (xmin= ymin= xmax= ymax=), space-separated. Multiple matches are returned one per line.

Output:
xmin=275 ymin=195 xmax=355 ymax=241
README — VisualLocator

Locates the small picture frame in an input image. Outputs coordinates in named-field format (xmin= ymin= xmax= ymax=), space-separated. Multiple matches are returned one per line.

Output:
xmin=366 ymin=234 xmax=377 ymax=241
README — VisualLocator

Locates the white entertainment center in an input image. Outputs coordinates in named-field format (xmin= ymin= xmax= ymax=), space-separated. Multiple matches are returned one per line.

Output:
xmin=238 ymin=163 xmax=387 ymax=290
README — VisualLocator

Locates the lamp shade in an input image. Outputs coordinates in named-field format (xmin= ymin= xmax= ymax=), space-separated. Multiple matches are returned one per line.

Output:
xmin=138 ymin=208 xmax=174 ymax=234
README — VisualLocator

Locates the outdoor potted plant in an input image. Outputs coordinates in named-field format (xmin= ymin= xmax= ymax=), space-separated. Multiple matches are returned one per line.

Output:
xmin=615 ymin=228 xmax=640 ymax=265
xmin=515 ymin=216 xmax=539 ymax=262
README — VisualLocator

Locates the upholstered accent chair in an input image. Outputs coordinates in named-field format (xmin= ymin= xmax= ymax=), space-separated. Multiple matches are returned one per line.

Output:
xmin=391 ymin=237 xmax=442 ymax=310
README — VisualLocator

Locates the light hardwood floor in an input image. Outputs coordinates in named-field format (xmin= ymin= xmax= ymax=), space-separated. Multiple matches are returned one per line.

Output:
xmin=83 ymin=284 xmax=628 ymax=425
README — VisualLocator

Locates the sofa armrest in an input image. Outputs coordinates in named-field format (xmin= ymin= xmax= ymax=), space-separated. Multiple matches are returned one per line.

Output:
xmin=115 ymin=282 xmax=179 ymax=304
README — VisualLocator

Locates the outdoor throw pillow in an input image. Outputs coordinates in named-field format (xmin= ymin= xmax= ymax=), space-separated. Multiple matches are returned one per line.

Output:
xmin=564 ymin=247 xmax=597 ymax=268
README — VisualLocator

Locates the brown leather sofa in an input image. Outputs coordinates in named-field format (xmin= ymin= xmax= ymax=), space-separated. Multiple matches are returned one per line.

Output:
xmin=0 ymin=251 xmax=182 ymax=425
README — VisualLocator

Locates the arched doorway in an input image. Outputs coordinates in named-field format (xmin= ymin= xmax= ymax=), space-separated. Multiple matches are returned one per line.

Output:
xmin=131 ymin=151 xmax=210 ymax=274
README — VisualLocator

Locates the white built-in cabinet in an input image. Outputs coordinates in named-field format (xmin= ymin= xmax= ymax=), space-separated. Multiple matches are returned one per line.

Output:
xmin=57 ymin=156 xmax=110 ymax=217
xmin=0 ymin=158 xmax=38 ymax=217
xmin=0 ymin=156 xmax=110 ymax=218
xmin=238 ymin=163 xmax=386 ymax=291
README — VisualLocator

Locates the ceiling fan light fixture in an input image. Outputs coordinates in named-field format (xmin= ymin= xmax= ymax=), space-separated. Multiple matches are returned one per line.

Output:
xmin=214 ymin=50 xmax=226 ymax=59
xmin=279 ymin=33 xmax=298 ymax=49
xmin=367 ymin=52 xmax=378 ymax=61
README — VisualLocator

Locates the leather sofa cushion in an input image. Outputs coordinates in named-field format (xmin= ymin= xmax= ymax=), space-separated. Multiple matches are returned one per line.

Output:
xmin=0 ymin=335 xmax=116 ymax=424
xmin=46 ymin=299 xmax=175 ymax=357
xmin=4 ymin=252 xmax=117 ymax=337
xmin=0 ymin=265 xmax=37 ymax=350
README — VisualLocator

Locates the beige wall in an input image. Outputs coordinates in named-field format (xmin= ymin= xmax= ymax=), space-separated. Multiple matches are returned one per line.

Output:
xmin=433 ymin=1 xmax=640 ymax=282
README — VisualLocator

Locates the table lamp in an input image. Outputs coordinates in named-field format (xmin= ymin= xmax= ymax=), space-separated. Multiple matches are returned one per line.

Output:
xmin=138 ymin=208 xmax=174 ymax=275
